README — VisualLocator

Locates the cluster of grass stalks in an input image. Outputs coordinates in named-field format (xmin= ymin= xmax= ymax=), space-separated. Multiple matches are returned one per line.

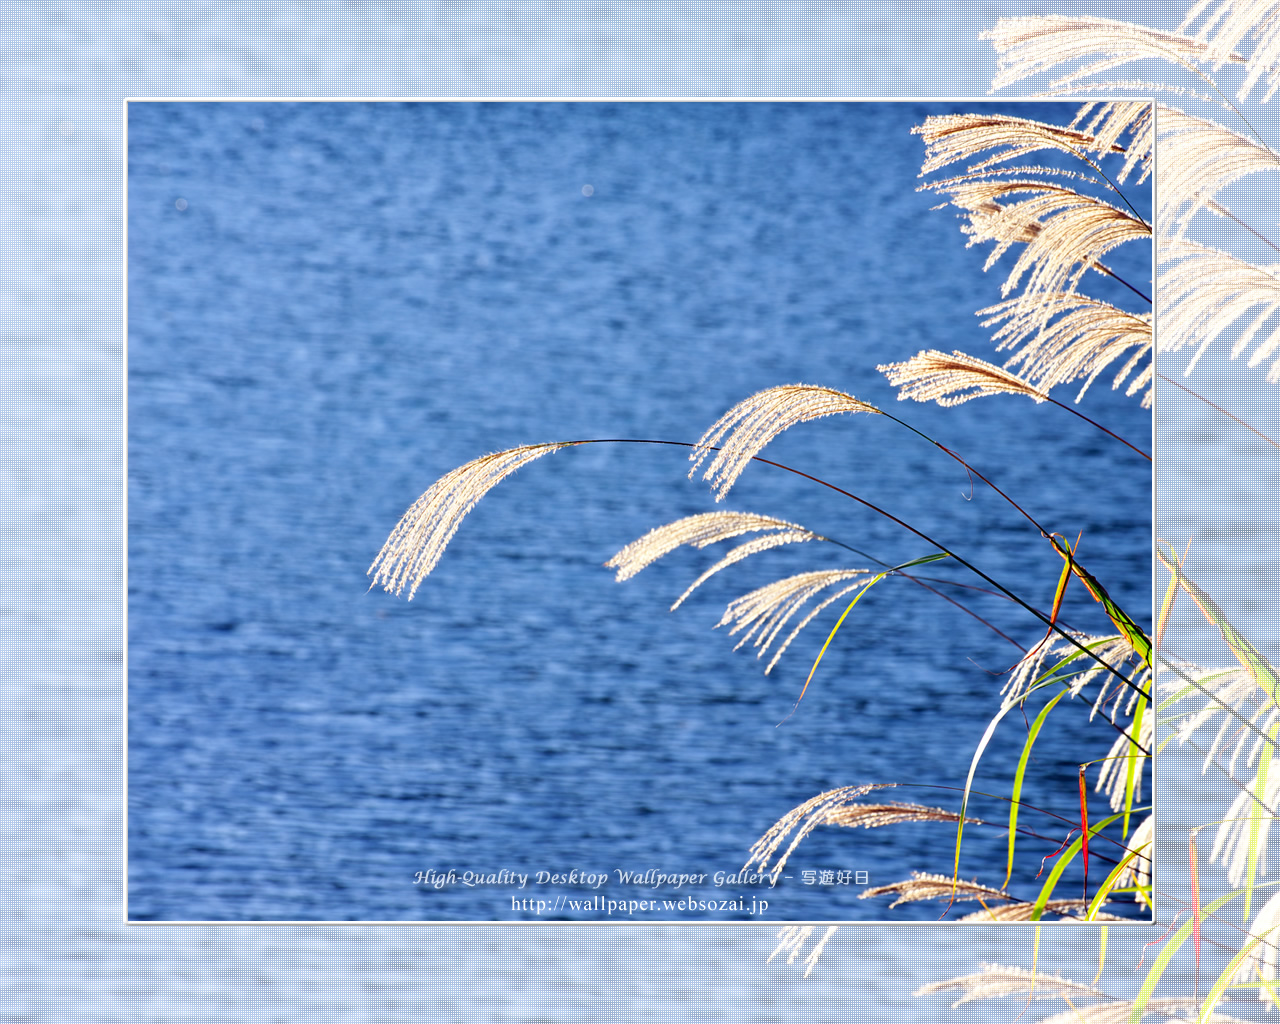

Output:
xmin=777 ymin=2 xmax=1280 ymax=1020
xmin=735 ymin=103 xmax=1157 ymax=922
xmin=370 ymin=98 xmax=1158 ymax=920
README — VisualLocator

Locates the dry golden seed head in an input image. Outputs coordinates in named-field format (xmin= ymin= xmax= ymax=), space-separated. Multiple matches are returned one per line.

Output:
xmin=368 ymin=443 xmax=565 ymax=601
xmin=860 ymin=871 xmax=1012 ymax=908
xmin=604 ymin=511 xmax=812 ymax=582
xmin=978 ymin=293 xmax=1151 ymax=403
xmin=981 ymin=16 xmax=1221 ymax=96
xmin=669 ymin=529 xmax=821 ymax=610
xmin=878 ymin=349 xmax=1050 ymax=406
xmin=717 ymin=569 xmax=871 ymax=666
xmin=914 ymin=961 xmax=1106 ymax=1005
xmin=689 ymin=385 xmax=880 ymax=501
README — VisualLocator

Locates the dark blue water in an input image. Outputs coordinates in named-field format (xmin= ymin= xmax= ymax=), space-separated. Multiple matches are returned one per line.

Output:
xmin=127 ymin=101 xmax=1151 ymax=921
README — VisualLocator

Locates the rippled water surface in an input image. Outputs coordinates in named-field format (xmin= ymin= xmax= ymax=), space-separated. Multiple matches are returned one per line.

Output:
xmin=127 ymin=101 xmax=1152 ymax=923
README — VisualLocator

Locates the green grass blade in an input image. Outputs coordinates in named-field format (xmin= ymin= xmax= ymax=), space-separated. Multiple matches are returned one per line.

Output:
xmin=1198 ymin=925 xmax=1277 ymax=1024
xmin=1005 ymin=687 xmax=1072 ymax=889
xmin=790 ymin=552 xmax=951 ymax=714
xmin=1244 ymin=723 xmax=1279 ymax=919
xmin=1122 ymin=693 xmax=1146 ymax=838
xmin=1051 ymin=534 xmax=1151 ymax=670
xmin=1158 ymin=544 xmax=1280 ymax=707
xmin=1086 ymin=840 xmax=1151 ymax=920
xmin=1030 ymin=809 xmax=1128 ymax=921
xmin=952 ymin=700 xmax=1021 ymax=911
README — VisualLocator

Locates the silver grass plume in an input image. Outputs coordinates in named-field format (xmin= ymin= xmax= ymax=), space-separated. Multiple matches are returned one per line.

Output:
xmin=1035 ymin=1000 xmax=1255 ymax=1024
xmin=1097 ymin=705 xmax=1151 ymax=808
xmin=1161 ymin=238 xmax=1280 ymax=381
xmin=914 ymin=962 xmax=1106 ymax=1007
xmin=368 ymin=443 xmax=567 ymax=600
xmin=689 ymin=385 xmax=880 ymax=501
xmin=745 ymin=786 xmax=981 ymax=885
xmin=982 ymin=16 xmax=1225 ymax=96
xmin=1000 ymin=631 xmax=1142 ymax=716
xmin=980 ymin=293 xmax=1151 ymax=404
xmin=604 ymin=511 xmax=817 ymax=582
xmin=860 ymin=872 xmax=1015 ymax=911
xmin=1157 ymin=106 xmax=1280 ymax=237
xmin=745 ymin=783 xmax=890 ymax=884
xmin=915 ymin=105 xmax=1151 ymax=183
xmin=1212 ymin=772 xmax=1280 ymax=888
xmin=878 ymin=349 xmax=1051 ymax=406
xmin=1073 ymin=100 xmax=1155 ymax=183
xmin=669 ymin=530 xmax=821 ymax=611
xmin=718 ymin=568 xmax=874 ymax=675
xmin=1181 ymin=0 xmax=1280 ymax=101
xmin=923 ymin=177 xmax=1151 ymax=310
xmin=1161 ymin=662 xmax=1275 ymax=776
xmin=1158 ymin=659 xmax=1280 ymax=889
xmin=769 ymin=926 xmax=839 ymax=979
xmin=954 ymin=901 xmax=1129 ymax=922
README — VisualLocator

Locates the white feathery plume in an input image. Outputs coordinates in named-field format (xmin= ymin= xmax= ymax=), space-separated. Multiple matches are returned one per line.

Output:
xmin=1071 ymin=100 xmax=1154 ymax=183
xmin=916 ymin=104 xmax=1151 ymax=183
xmin=914 ymin=963 xmax=1106 ymax=1007
xmin=981 ymin=293 xmax=1152 ymax=404
xmin=717 ymin=569 xmax=873 ymax=671
xmin=1181 ymin=0 xmax=1280 ymax=100
xmin=1158 ymin=106 xmax=1280 ymax=236
xmin=1211 ymin=772 xmax=1280 ymax=887
xmin=1111 ymin=814 xmax=1153 ymax=906
xmin=689 ymin=385 xmax=880 ymax=501
xmin=604 ymin=511 xmax=815 ymax=582
xmin=955 ymin=902 xmax=1129 ymax=922
xmin=1032 ymin=998 xmax=1253 ymax=1024
xmin=769 ymin=926 xmax=840 ymax=979
xmin=878 ymin=348 xmax=1051 ymax=406
xmin=982 ymin=15 xmax=1225 ymax=94
xmin=1160 ymin=238 xmax=1280 ymax=381
xmin=669 ymin=530 xmax=821 ymax=611
xmin=368 ymin=443 xmax=567 ymax=600
xmin=930 ymin=178 xmax=1150 ymax=307
xmin=1096 ymin=708 xmax=1151 ymax=808
xmin=746 ymin=783 xmax=887 ymax=884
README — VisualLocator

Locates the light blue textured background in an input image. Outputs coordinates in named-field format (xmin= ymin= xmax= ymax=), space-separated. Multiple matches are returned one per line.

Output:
xmin=6 ymin=2 xmax=1266 ymax=1021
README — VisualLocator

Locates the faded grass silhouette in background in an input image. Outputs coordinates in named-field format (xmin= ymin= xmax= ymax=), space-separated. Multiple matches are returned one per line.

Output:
xmin=370 ymin=99 xmax=1154 ymax=925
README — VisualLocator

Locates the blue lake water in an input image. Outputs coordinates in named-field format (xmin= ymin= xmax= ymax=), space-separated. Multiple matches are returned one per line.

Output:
xmin=126 ymin=101 xmax=1153 ymax=922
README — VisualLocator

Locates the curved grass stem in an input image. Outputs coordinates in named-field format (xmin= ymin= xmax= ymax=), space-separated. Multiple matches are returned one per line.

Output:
xmin=557 ymin=437 xmax=1151 ymax=713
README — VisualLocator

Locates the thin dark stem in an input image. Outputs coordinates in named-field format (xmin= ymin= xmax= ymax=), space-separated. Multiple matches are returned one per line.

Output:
xmin=821 ymin=537 xmax=1028 ymax=652
xmin=568 ymin=438 xmax=1153 ymax=719
xmin=1200 ymin=194 xmax=1280 ymax=256
xmin=1044 ymin=394 xmax=1150 ymax=460
xmin=1089 ymin=259 xmax=1152 ymax=305
xmin=1159 ymin=655 xmax=1280 ymax=782
xmin=1159 ymin=372 xmax=1280 ymax=453
xmin=864 ymin=413 xmax=1151 ymax=667
xmin=887 ymin=781 xmax=1147 ymax=865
